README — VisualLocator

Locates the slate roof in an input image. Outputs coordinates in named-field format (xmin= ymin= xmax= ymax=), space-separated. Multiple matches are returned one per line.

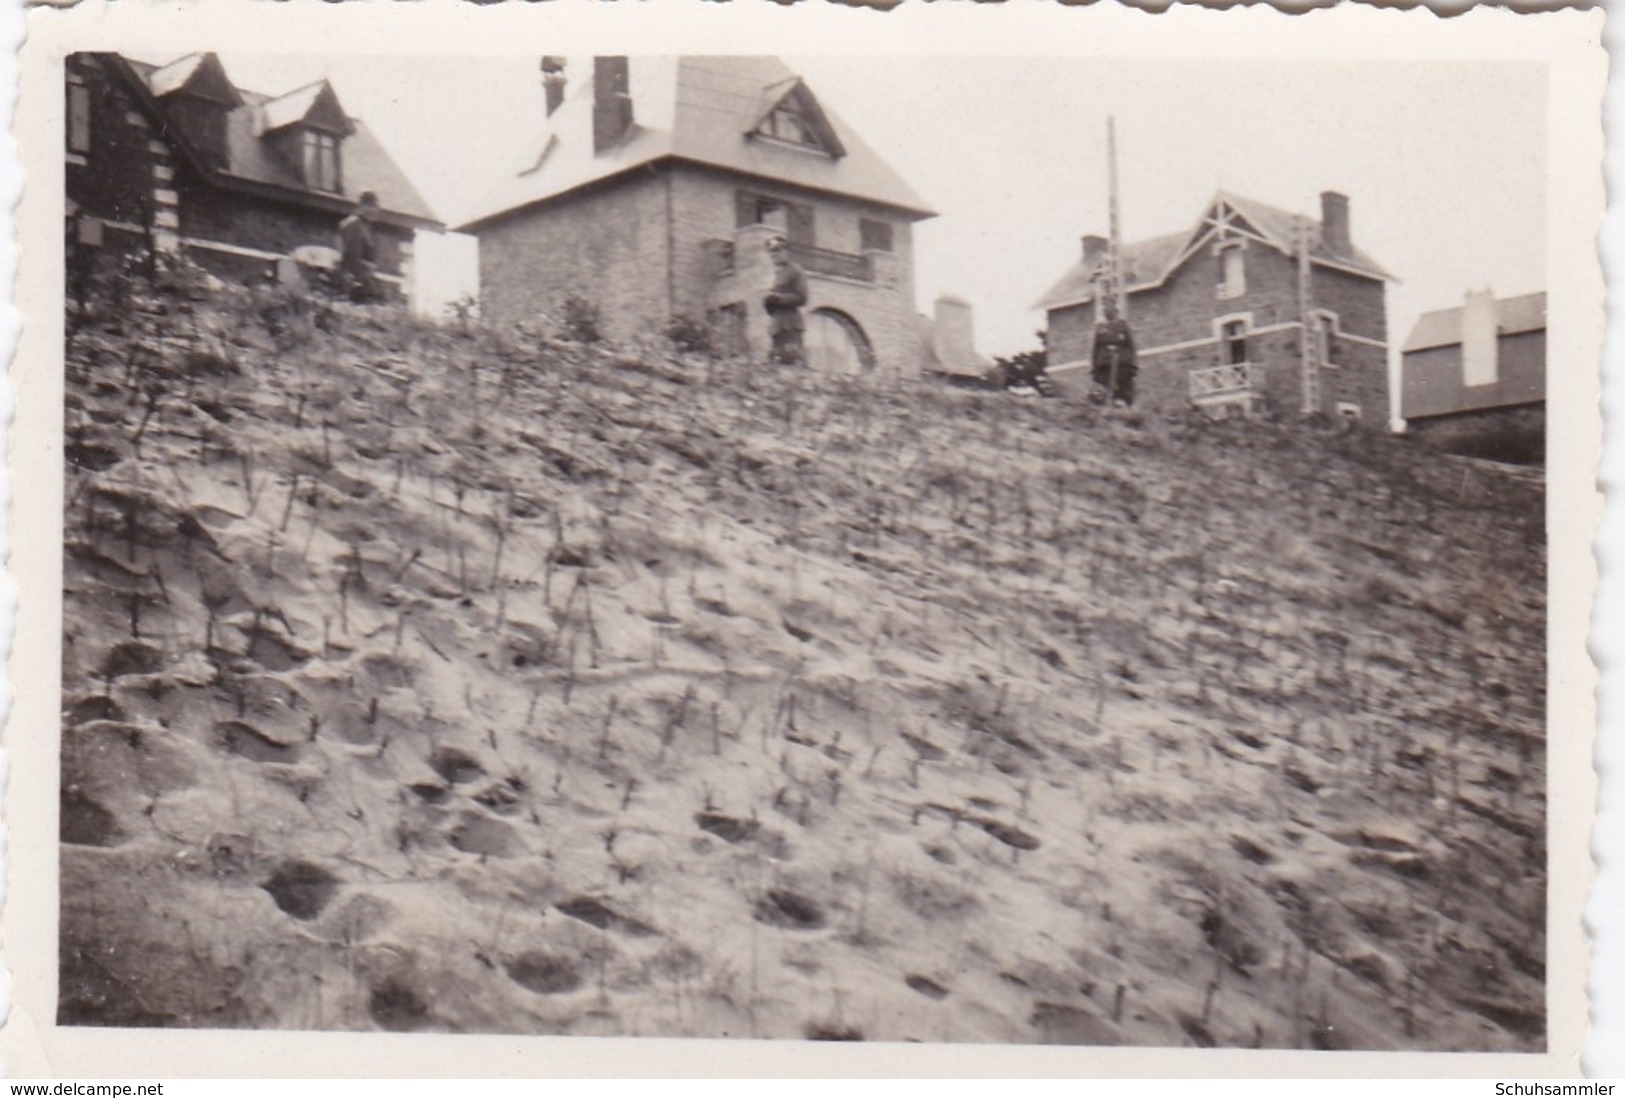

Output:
xmin=459 ymin=56 xmax=935 ymax=232
xmin=1035 ymin=191 xmax=1394 ymax=312
xmin=1033 ymin=230 xmax=1188 ymax=314
xmin=118 ymin=54 xmax=440 ymax=229
xmin=1402 ymin=290 xmax=1547 ymax=353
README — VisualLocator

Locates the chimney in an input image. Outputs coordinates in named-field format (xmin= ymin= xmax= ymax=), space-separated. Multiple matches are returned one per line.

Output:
xmin=933 ymin=294 xmax=978 ymax=375
xmin=541 ymin=56 xmax=567 ymax=117
xmin=1081 ymin=234 xmax=1109 ymax=270
xmin=592 ymin=56 xmax=633 ymax=155
xmin=1461 ymin=287 xmax=1500 ymax=387
xmin=1320 ymin=190 xmax=1351 ymax=256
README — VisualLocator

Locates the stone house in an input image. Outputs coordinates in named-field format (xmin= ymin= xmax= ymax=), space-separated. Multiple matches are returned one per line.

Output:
xmin=1035 ymin=191 xmax=1394 ymax=425
xmin=66 ymin=52 xmax=441 ymax=295
xmin=1400 ymin=290 xmax=1545 ymax=465
xmin=459 ymin=56 xmax=938 ymax=377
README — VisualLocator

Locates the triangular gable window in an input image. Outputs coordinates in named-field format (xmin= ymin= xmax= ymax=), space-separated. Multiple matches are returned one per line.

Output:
xmin=1201 ymin=200 xmax=1267 ymax=247
xmin=750 ymin=81 xmax=845 ymax=158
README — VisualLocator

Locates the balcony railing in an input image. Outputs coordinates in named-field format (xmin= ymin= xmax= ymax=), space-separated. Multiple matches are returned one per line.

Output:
xmin=787 ymin=243 xmax=874 ymax=283
xmin=1189 ymin=361 xmax=1264 ymax=404
xmin=708 ymin=238 xmax=876 ymax=283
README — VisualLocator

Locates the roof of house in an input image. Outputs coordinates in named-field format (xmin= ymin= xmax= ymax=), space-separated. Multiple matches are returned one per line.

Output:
xmin=1402 ymin=290 xmax=1547 ymax=353
xmin=459 ymin=56 xmax=936 ymax=232
xmin=1400 ymin=291 xmax=1546 ymax=420
xmin=1034 ymin=190 xmax=1395 ymax=312
xmin=117 ymin=54 xmax=439 ymax=229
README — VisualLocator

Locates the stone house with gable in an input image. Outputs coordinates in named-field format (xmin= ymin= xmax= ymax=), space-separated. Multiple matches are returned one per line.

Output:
xmin=66 ymin=52 xmax=441 ymax=296
xmin=1400 ymin=289 xmax=1545 ymax=465
xmin=1035 ymin=191 xmax=1394 ymax=426
xmin=460 ymin=56 xmax=939 ymax=377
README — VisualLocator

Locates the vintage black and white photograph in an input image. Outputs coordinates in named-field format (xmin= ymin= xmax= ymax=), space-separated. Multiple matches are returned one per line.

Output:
xmin=8 ymin=2 xmax=1607 ymax=1075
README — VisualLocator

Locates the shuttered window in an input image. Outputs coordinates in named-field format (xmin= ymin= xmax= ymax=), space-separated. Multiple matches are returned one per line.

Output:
xmin=67 ymin=80 xmax=92 ymax=154
xmin=860 ymin=218 xmax=894 ymax=253
xmin=735 ymin=191 xmax=815 ymax=246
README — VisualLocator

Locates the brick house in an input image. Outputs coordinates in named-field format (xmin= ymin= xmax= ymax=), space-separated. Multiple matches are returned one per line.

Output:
xmin=66 ymin=52 xmax=441 ymax=295
xmin=459 ymin=56 xmax=937 ymax=377
xmin=1400 ymin=290 xmax=1545 ymax=465
xmin=1035 ymin=191 xmax=1394 ymax=425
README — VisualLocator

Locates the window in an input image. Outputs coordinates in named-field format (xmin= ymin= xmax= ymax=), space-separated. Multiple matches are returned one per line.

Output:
xmin=859 ymin=218 xmax=894 ymax=253
xmin=1217 ymin=244 xmax=1245 ymax=300
xmin=750 ymin=84 xmax=843 ymax=158
xmin=67 ymin=79 xmax=91 ymax=155
xmin=302 ymin=130 xmax=341 ymax=192
xmin=762 ymin=101 xmax=816 ymax=146
xmin=1336 ymin=401 xmax=1362 ymax=424
xmin=1222 ymin=318 xmax=1249 ymax=365
xmin=1314 ymin=312 xmax=1339 ymax=367
xmin=735 ymin=191 xmax=814 ymax=246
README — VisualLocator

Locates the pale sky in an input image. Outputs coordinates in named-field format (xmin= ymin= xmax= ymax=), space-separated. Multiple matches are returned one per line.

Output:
xmin=137 ymin=52 xmax=1547 ymax=358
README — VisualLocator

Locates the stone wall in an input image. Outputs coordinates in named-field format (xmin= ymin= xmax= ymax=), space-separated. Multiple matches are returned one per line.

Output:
xmin=476 ymin=173 xmax=672 ymax=339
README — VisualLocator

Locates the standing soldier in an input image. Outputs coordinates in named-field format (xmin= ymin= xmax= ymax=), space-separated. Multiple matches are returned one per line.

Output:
xmin=763 ymin=235 xmax=808 ymax=367
xmin=337 ymin=191 xmax=380 ymax=304
xmin=1091 ymin=298 xmax=1138 ymax=407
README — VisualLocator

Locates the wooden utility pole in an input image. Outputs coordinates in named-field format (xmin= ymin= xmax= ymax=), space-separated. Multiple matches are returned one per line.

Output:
xmin=1297 ymin=214 xmax=1320 ymax=418
xmin=1107 ymin=116 xmax=1125 ymax=315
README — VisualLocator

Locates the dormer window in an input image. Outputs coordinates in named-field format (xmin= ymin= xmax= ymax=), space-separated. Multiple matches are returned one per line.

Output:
xmin=763 ymin=101 xmax=816 ymax=146
xmin=302 ymin=130 xmax=341 ymax=192
xmin=749 ymin=80 xmax=845 ymax=158
xmin=147 ymin=53 xmax=244 ymax=170
xmin=261 ymin=78 xmax=356 ymax=195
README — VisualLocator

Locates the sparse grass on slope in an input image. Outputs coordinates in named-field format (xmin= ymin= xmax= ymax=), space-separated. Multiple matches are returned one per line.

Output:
xmin=59 ymin=274 xmax=1544 ymax=1049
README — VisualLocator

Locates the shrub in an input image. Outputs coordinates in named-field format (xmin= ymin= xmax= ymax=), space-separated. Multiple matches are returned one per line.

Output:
xmin=664 ymin=312 xmax=714 ymax=356
xmin=560 ymin=295 xmax=603 ymax=344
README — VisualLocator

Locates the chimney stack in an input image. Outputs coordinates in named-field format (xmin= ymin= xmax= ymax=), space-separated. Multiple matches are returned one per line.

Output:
xmin=1320 ymin=190 xmax=1351 ymax=256
xmin=1461 ymin=287 xmax=1500 ymax=388
xmin=1082 ymin=234 xmax=1109 ymax=270
xmin=592 ymin=56 xmax=633 ymax=154
xmin=933 ymin=294 xmax=978 ymax=375
xmin=542 ymin=56 xmax=567 ymax=117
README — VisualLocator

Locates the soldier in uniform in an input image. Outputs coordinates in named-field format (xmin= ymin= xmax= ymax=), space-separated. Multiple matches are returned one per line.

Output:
xmin=337 ymin=191 xmax=381 ymax=304
xmin=1091 ymin=297 xmax=1138 ymax=407
xmin=763 ymin=235 xmax=808 ymax=367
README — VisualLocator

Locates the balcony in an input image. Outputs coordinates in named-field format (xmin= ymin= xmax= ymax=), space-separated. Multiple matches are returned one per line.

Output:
xmin=787 ymin=242 xmax=874 ymax=283
xmin=709 ymin=238 xmax=874 ymax=284
xmin=1189 ymin=361 xmax=1264 ymax=407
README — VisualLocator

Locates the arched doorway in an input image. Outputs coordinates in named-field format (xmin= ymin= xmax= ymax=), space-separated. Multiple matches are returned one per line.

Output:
xmin=805 ymin=308 xmax=875 ymax=375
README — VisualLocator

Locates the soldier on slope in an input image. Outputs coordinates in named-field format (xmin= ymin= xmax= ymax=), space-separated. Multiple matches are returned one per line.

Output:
xmin=763 ymin=235 xmax=809 ymax=367
xmin=337 ymin=191 xmax=381 ymax=304
xmin=1091 ymin=298 xmax=1138 ymax=408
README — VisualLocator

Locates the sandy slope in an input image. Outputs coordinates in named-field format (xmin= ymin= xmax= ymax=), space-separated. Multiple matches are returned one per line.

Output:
xmin=58 ymin=274 xmax=1546 ymax=1049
